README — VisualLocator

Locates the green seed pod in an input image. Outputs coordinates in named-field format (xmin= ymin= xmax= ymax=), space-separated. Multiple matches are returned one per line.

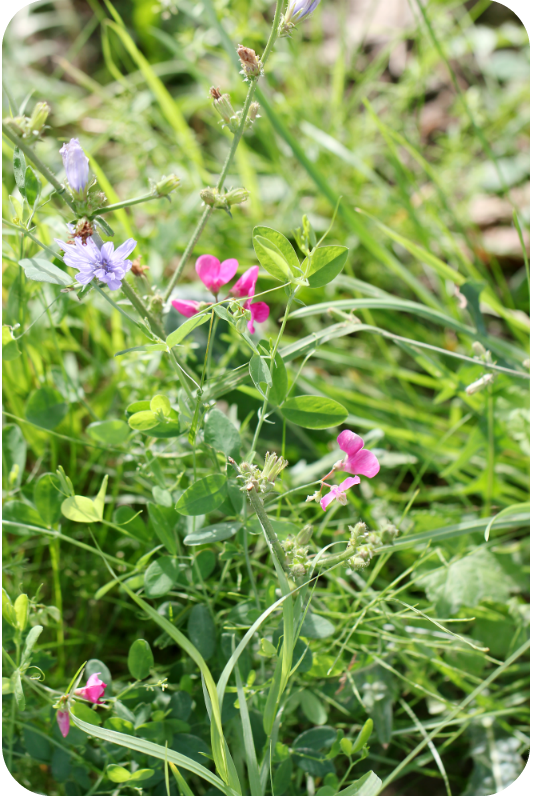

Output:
xmin=352 ymin=718 xmax=373 ymax=754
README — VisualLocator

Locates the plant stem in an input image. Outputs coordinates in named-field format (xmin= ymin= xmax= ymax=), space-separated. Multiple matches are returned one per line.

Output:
xmin=316 ymin=543 xmax=357 ymax=569
xmin=91 ymin=192 xmax=159 ymax=216
xmin=484 ymin=386 xmax=494 ymax=516
xmin=247 ymin=486 xmax=287 ymax=569
xmin=2 ymin=123 xmax=77 ymax=213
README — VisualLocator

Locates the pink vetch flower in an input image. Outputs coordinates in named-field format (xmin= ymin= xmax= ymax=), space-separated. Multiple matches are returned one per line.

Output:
xmin=243 ymin=298 xmax=269 ymax=334
xmin=335 ymin=430 xmax=380 ymax=479
xmin=74 ymin=673 xmax=107 ymax=704
xmin=57 ymin=709 xmax=70 ymax=738
xmin=171 ymin=299 xmax=203 ymax=318
xmin=320 ymin=477 xmax=360 ymax=511
xmin=230 ymin=265 xmax=259 ymax=299
xmin=196 ymin=254 xmax=238 ymax=294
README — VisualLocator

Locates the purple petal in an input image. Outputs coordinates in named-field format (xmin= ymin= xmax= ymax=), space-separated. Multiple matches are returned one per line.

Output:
xmin=337 ymin=430 xmax=364 ymax=458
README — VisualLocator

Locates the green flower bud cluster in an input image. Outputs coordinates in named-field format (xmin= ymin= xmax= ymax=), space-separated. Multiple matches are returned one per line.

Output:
xmin=4 ymin=101 xmax=50 ymax=143
xmin=466 ymin=342 xmax=496 ymax=395
xmin=282 ymin=535 xmax=311 ymax=579
xmin=237 ymin=45 xmax=263 ymax=81
xmin=200 ymin=186 xmax=250 ymax=213
xmin=154 ymin=174 xmax=180 ymax=197
xmin=238 ymin=452 xmax=289 ymax=495
xmin=347 ymin=520 xmax=398 ymax=570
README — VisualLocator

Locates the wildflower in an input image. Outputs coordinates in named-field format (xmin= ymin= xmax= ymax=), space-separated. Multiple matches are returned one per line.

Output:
xmin=155 ymin=174 xmax=180 ymax=197
xmin=55 ymin=235 xmax=137 ymax=291
xmin=171 ymin=299 xmax=204 ymax=317
xmin=230 ymin=266 xmax=259 ymax=299
xmin=59 ymin=138 xmax=89 ymax=199
xmin=335 ymin=430 xmax=380 ymax=479
xmin=56 ymin=708 xmax=70 ymax=738
xmin=243 ymin=298 xmax=269 ymax=333
xmin=320 ymin=477 xmax=360 ymax=511
xmin=196 ymin=254 xmax=238 ymax=295
xmin=279 ymin=0 xmax=321 ymax=37
xmin=74 ymin=672 xmax=107 ymax=704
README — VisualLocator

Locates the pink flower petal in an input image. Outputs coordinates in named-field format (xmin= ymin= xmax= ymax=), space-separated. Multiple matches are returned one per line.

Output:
xmin=218 ymin=258 xmax=238 ymax=285
xmin=172 ymin=299 xmax=202 ymax=318
xmin=195 ymin=254 xmax=220 ymax=291
xmin=337 ymin=430 xmax=364 ymax=458
xmin=246 ymin=300 xmax=270 ymax=333
xmin=338 ymin=476 xmax=361 ymax=491
xmin=57 ymin=709 xmax=70 ymax=738
xmin=230 ymin=266 xmax=259 ymax=298
xmin=320 ymin=489 xmax=337 ymax=510
xmin=345 ymin=449 xmax=380 ymax=478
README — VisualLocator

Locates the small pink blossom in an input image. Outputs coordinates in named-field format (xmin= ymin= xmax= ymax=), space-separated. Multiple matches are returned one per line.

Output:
xmin=196 ymin=254 xmax=238 ymax=294
xmin=230 ymin=266 xmax=259 ymax=299
xmin=172 ymin=299 xmax=203 ymax=318
xmin=244 ymin=299 xmax=270 ymax=333
xmin=75 ymin=673 xmax=107 ymax=704
xmin=320 ymin=477 xmax=360 ymax=510
xmin=336 ymin=430 xmax=380 ymax=479
xmin=57 ymin=709 xmax=70 ymax=738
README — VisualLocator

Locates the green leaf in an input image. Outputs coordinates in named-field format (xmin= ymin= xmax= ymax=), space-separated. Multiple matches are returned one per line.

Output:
xmin=107 ymin=765 xmax=133 ymax=783
xmin=187 ymin=604 xmax=216 ymax=660
xmin=269 ymin=352 xmax=288 ymax=406
xmin=147 ymin=503 xmax=178 ymax=554
xmin=128 ymin=410 xmax=159 ymax=431
xmin=166 ymin=313 xmax=210 ymax=348
xmin=253 ymin=226 xmax=300 ymax=275
xmin=113 ymin=506 xmax=151 ymax=543
xmin=300 ymin=613 xmax=335 ymax=639
xmin=150 ymin=394 xmax=172 ymax=416
xmin=171 ymin=733 xmax=211 ymax=765
xmin=33 ymin=473 xmax=63 ymax=527
xmin=61 ymin=496 xmax=102 ymax=523
xmin=204 ymin=409 xmax=241 ymax=460
xmin=175 ymin=474 xmax=227 ymax=516
xmin=128 ymin=769 xmax=154 ymax=782
xmin=14 ymin=594 xmax=29 ymax=631
xmin=128 ymin=639 xmax=154 ymax=679
xmin=2 ymin=424 xmax=26 ymax=489
xmin=115 ymin=343 xmax=167 ymax=356
xmin=2 ymin=500 xmax=44 ymax=532
xmin=293 ymin=746 xmax=333 ymax=777
xmin=87 ymin=420 xmax=130 ymax=445
xmin=2 ymin=588 xmax=17 ymax=627
xmin=352 ymin=719 xmax=373 ymax=753
xmin=184 ymin=521 xmax=242 ymax=546
xmin=71 ymin=701 xmax=102 ymax=727
xmin=2 ymin=325 xmax=21 ymax=361
xmin=144 ymin=557 xmax=179 ymax=598
xmin=152 ymin=486 xmax=173 ymax=507
xmin=281 ymin=396 xmax=348 ymax=429
xmin=24 ymin=727 xmax=52 ymax=762
xmin=21 ymin=625 xmax=43 ymax=670
xmin=24 ymin=166 xmax=41 ymax=208
xmin=20 ymin=257 xmax=71 ymax=286
xmin=252 ymin=234 xmax=293 ymax=282
xmin=26 ymin=387 xmax=68 ymax=430
xmin=300 ymin=690 xmax=327 ymax=725
xmin=307 ymin=245 xmax=349 ymax=288
xmin=13 ymin=147 xmax=26 ymax=196
xmin=13 ymin=669 xmax=25 ymax=710
xmin=413 ymin=550 xmax=516 ymax=616
xmin=336 ymin=770 xmax=382 ymax=796
xmin=273 ymin=757 xmax=293 ymax=795
xmin=249 ymin=354 xmax=272 ymax=399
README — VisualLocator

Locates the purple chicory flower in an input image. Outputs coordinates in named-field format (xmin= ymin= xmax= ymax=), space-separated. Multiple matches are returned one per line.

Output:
xmin=287 ymin=0 xmax=322 ymax=23
xmin=55 ymin=236 xmax=137 ymax=291
xmin=196 ymin=254 xmax=238 ymax=295
xmin=335 ymin=430 xmax=380 ymax=479
xmin=74 ymin=672 xmax=107 ymax=704
xmin=172 ymin=299 xmax=204 ymax=318
xmin=320 ymin=477 xmax=360 ymax=511
xmin=56 ymin=709 xmax=70 ymax=738
xmin=59 ymin=138 xmax=89 ymax=198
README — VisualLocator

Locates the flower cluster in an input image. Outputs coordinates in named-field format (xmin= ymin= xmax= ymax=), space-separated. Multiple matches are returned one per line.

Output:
xmin=56 ymin=672 xmax=107 ymax=738
xmin=307 ymin=430 xmax=380 ymax=510
xmin=282 ymin=535 xmax=311 ymax=579
xmin=238 ymin=452 xmax=289 ymax=494
xmin=4 ymin=101 xmax=50 ymax=142
xmin=346 ymin=521 xmax=398 ymax=570
xmin=172 ymin=257 xmax=270 ymax=334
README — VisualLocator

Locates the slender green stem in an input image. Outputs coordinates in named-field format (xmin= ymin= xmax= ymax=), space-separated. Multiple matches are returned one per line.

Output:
xmin=484 ymin=387 xmax=494 ymax=517
xmin=247 ymin=486 xmax=287 ymax=569
xmin=316 ymin=543 xmax=357 ymax=569
xmin=262 ymin=0 xmax=284 ymax=66
xmin=2 ymin=123 xmax=77 ymax=213
xmin=163 ymin=207 xmax=212 ymax=302
xmin=91 ymin=191 xmax=159 ymax=216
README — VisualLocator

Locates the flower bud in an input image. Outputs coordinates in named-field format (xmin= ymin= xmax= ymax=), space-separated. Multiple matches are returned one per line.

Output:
xmin=245 ymin=102 xmax=261 ymax=130
xmin=60 ymin=138 xmax=89 ymax=199
xmin=225 ymin=187 xmax=250 ymax=206
xmin=465 ymin=373 xmax=495 ymax=395
xmin=472 ymin=341 xmax=486 ymax=358
xmin=380 ymin=523 xmax=398 ymax=544
xmin=155 ymin=174 xmax=180 ymax=197
xmin=237 ymin=45 xmax=263 ymax=79
xmin=212 ymin=90 xmax=236 ymax=126
xmin=297 ymin=524 xmax=313 ymax=545
xmin=29 ymin=101 xmax=50 ymax=134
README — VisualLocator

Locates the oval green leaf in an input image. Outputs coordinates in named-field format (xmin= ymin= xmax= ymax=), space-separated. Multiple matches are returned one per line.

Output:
xmin=280 ymin=396 xmax=348 ymax=429
xmin=144 ymin=557 xmax=179 ymax=598
xmin=307 ymin=246 xmax=349 ymax=288
xmin=204 ymin=409 xmax=241 ymax=460
xmin=33 ymin=473 xmax=63 ymax=527
xmin=175 ymin=474 xmax=227 ymax=516
xmin=128 ymin=638 xmax=154 ymax=680
xmin=87 ymin=420 xmax=130 ymax=445
xmin=61 ymin=496 xmax=102 ymax=523
xmin=26 ymin=387 xmax=68 ymax=430
xmin=187 ymin=605 xmax=216 ymax=660
xmin=20 ymin=257 xmax=71 ymax=287
xmin=184 ymin=521 xmax=242 ymax=546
